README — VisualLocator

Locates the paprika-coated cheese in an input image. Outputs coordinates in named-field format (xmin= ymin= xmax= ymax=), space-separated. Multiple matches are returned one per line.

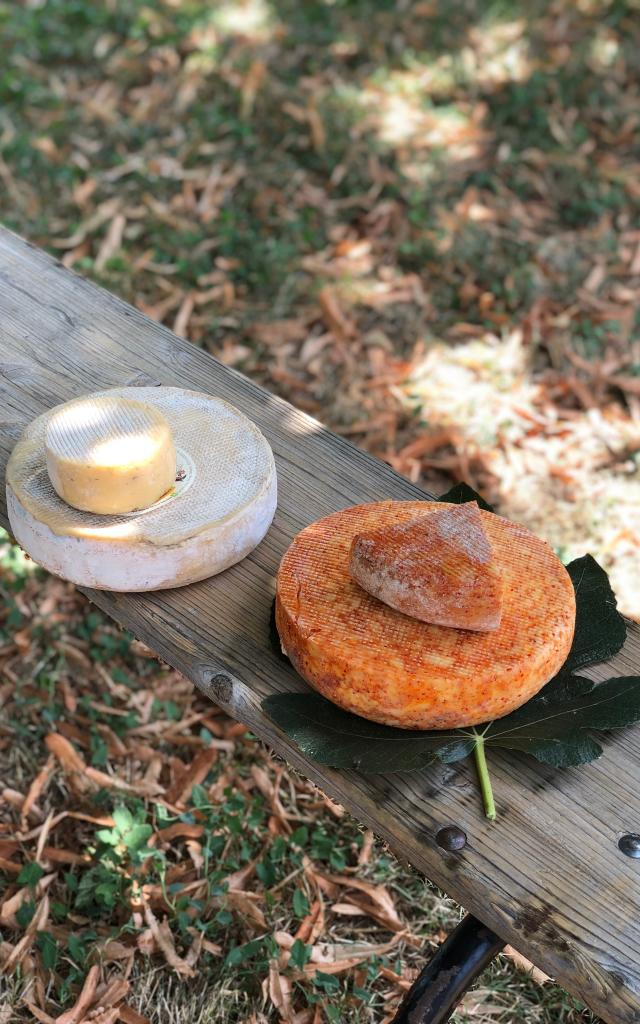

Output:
xmin=275 ymin=501 xmax=575 ymax=730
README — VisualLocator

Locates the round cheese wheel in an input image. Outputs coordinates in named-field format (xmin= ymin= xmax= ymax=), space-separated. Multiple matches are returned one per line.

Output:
xmin=45 ymin=395 xmax=176 ymax=514
xmin=6 ymin=387 xmax=277 ymax=591
xmin=276 ymin=501 xmax=576 ymax=730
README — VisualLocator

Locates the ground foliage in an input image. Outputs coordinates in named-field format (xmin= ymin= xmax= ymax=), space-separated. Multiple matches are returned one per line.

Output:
xmin=0 ymin=0 xmax=639 ymax=614
xmin=1 ymin=0 xmax=637 ymax=1018
xmin=0 ymin=541 xmax=598 ymax=1022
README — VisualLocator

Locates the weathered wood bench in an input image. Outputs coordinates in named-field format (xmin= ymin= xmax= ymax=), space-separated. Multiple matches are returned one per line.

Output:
xmin=1 ymin=227 xmax=640 ymax=1023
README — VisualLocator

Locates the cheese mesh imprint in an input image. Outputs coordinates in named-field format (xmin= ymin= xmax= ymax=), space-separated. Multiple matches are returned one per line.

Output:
xmin=8 ymin=387 xmax=274 ymax=547
xmin=45 ymin=395 xmax=168 ymax=464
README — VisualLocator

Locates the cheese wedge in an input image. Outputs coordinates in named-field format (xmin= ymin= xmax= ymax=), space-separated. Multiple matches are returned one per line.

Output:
xmin=349 ymin=502 xmax=503 ymax=631
xmin=276 ymin=501 xmax=575 ymax=730
xmin=45 ymin=395 xmax=176 ymax=514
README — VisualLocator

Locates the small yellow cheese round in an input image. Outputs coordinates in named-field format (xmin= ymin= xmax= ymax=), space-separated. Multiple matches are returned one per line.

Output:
xmin=45 ymin=395 xmax=176 ymax=514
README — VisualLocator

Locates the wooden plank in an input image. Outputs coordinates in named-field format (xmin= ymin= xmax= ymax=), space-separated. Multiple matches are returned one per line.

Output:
xmin=1 ymin=228 xmax=640 ymax=1023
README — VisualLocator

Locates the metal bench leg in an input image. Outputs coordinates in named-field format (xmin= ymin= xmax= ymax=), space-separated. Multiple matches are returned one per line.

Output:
xmin=391 ymin=914 xmax=505 ymax=1024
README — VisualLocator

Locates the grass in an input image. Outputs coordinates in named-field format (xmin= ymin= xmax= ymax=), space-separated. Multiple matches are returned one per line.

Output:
xmin=1 ymin=0 xmax=639 ymax=1017
xmin=1 ymin=0 xmax=638 ymax=330
xmin=0 ymin=551 xmax=601 ymax=1020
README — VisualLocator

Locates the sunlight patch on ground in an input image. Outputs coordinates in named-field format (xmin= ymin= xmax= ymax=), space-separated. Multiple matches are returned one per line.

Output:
xmin=404 ymin=333 xmax=538 ymax=449
xmin=588 ymin=27 xmax=621 ymax=70
xmin=465 ymin=18 xmax=531 ymax=86
xmin=213 ymin=0 xmax=275 ymax=38
xmin=345 ymin=77 xmax=486 ymax=174
xmin=379 ymin=96 xmax=479 ymax=153
xmin=347 ymin=20 xmax=531 ymax=172
xmin=402 ymin=334 xmax=640 ymax=620
xmin=185 ymin=0 xmax=278 ymax=58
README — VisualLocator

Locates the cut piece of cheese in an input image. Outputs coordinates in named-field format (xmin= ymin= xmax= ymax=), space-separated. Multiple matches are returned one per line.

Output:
xmin=6 ymin=387 xmax=277 ymax=591
xmin=276 ymin=501 xmax=576 ymax=730
xmin=349 ymin=502 xmax=503 ymax=631
xmin=45 ymin=395 xmax=176 ymax=514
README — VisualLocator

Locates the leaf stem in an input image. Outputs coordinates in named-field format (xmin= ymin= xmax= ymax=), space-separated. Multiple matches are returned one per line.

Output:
xmin=474 ymin=735 xmax=496 ymax=821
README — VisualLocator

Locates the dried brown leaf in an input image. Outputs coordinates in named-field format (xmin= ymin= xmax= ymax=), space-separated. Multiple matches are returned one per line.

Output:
xmin=200 ymin=939 xmax=223 ymax=957
xmin=173 ymin=293 xmax=195 ymax=338
xmin=331 ymin=902 xmax=368 ymax=918
xmin=25 ymin=1005 xmax=57 ymax=1024
xmin=45 ymin=732 xmax=89 ymax=776
xmin=164 ymin=747 xmax=217 ymax=806
xmin=274 ymin=931 xmax=295 ymax=950
xmin=51 ymin=199 xmax=120 ymax=249
xmin=143 ymin=905 xmax=196 ymax=977
xmin=35 ymin=810 xmax=57 ymax=863
xmin=3 ymin=894 xmax=49 ymax=972
xmin=156 ymin=823 xmax=204 ymax=843
xmin=302 ymin=933 xmax=403 ymax=976
xmin=295 ymin=898 xmax=324 ymax=945
xmin=306 ymin=100 xmax=326 ymax=154
xmin=94 ymin=213 xmax=126 ymax=271
xmin=503 ymin=945 xmax=552 ymax=985
xmin=379 ymin=965 xmax=414 ymax=992
xmin=223 ymin=858 xmax=258 ymax=892
xmin=99 ymin=940 xmax=135 ymax=963
xmin=241 ymin=60 xmax=267 ymax=119
xmin=135 ymin=929 xmax=155 ymax=957
xmin=92 ymin=976 xmax=130 ymax=1011
xmin=0 ymin=873 xmax=56 ymax=929
xmin=357 ymin=830 xmax=375 ymax=867
xmin=85 ymin=1010 xmax=121 ymax=1024
xmin=56 ymin=964 xmax=100 ymax=1024
xmin=268 ymin=960 xmax=293 ymax=1021
xmin=322 ymin=874 xmax=404 ymax=932
xmin=303 ymin=859 xmax=340 ymax=900
xmin=318 ymin=287 xmax=356 ymax=342
xmin=0 ymin=857 xmax=21 ymax=875
xmin=118 ymin=1007 xmax=151 ymax=1024
xmin=84 ymin=766 xmax=163 ymax=798
xmin=73 ymin=178 xmax=98 ymax=207
xmin=41 ymin=846 xmax=89 ymax=867
xmin=225 ymin=890 xmax=267 ymax=931
xmin=3 ymin=787 xmax=29 ymax=811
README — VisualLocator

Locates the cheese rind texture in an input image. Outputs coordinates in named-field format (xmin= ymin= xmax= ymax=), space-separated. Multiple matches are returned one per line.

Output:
xmin=349 ymin=502 xmax=503 ymax=631
xmin=45 ymin=395 xmax=176 ymax=514
xmin=276 ymin=501 xmax=576 ymax=730
xmin=6 ymin=387 xmax=277 ymax=590
xmin=6 ymin=480 xmax=276 ymax=591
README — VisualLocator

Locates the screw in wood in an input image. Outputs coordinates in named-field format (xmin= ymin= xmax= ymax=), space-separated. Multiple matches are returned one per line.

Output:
xmin=436 ymin=825 xmax=467 ymax=851
xmin=618 ymin=834 xmax=640 ymax=858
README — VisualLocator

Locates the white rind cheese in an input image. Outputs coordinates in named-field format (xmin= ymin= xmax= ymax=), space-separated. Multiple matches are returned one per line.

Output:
xmin=45 ymin=394 xmax=176 ymax=514
xmin=6 ymin=387 xmax=277 ymax=591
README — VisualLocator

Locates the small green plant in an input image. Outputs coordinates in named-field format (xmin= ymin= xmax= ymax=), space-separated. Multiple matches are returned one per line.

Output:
xmin=70 ymin=805 xmax=161 ymax=919
xmin=95 ymin=804 xmax=155 ymax=864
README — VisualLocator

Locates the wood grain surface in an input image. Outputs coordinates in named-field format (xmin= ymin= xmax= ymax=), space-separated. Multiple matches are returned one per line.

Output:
xmin=1 ymin=228 xmax=639 ymax=1023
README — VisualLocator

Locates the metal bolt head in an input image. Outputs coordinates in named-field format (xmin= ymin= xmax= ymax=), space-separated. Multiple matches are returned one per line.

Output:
xmin=436 ymin=825 xmax=467 ymax=852
xmin=618 ymin=834 xmax=640 ymax=858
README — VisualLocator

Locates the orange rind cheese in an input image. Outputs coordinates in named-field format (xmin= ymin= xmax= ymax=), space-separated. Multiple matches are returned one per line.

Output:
xmin=349 ymin=502 xmax=503 ymax=631
xmin=275 ymin=501 xmax=576 ymax=730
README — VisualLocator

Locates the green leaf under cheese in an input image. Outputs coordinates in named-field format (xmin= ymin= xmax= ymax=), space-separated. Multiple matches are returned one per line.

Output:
xmin=563 ymin=554 xmax=627 ymax=672
xmin=262 ymin=692 xmax=460 ymax=772
xmin=263 ymin=672 xmax=640 ymax=777
xmin=437 ymin=482 xmax=495 ymax=512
